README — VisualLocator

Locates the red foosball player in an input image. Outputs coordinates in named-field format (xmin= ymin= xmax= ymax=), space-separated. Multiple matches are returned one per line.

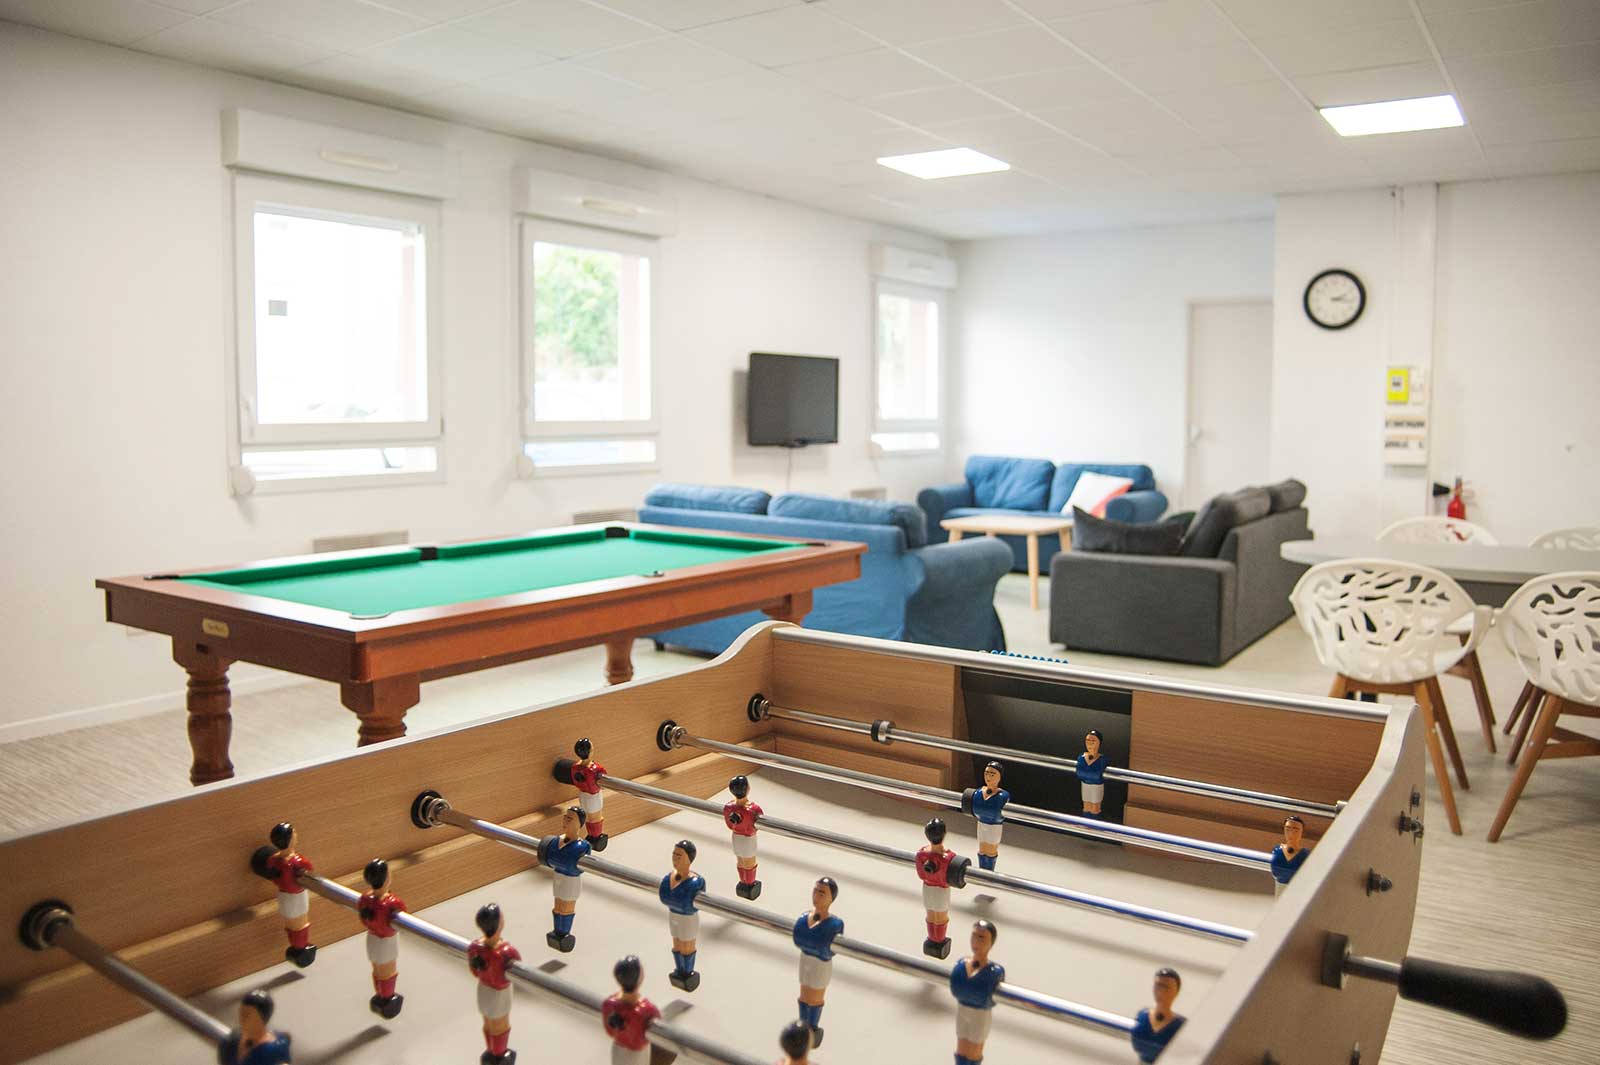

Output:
xmin=263 ymin=823 xmax=316 ymax=968
xmin=219 ymin=988 xmax=292 ymax=1065
xmin=724 ymin=774 xmax=763 ymax=900
xmin=357 ymin=858 xmax=405 ymax=1019
xmin=570 ymin=738 xmax=609 ymax=851
xmin=916 ymin=818 xmax=969 ymax=959
xmin=600 ymin=955 xmax=661 ymax=1065
xmin=467 ymin=903 xmax=521 ymax=1065
xmin=776 ymin=1020 xmax=812 ymax=1065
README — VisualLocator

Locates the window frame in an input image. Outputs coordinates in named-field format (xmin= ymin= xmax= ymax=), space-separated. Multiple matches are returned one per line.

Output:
xmin=518 ymin=218 xmax=660 ymax=476
xmin=871 ymin=278 xmax=946 ymax=457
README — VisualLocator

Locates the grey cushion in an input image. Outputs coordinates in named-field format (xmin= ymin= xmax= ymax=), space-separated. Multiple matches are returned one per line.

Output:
xmin=1265 ymin=478 xmax=1307 ymax=513
xmin=1072 ymin=507 xmax=1184 ymax=556
xmin=1179 ymin=486 xmax=1272 ymax=558
xmin=1166 ymin=510 xmax=1197 ymax=535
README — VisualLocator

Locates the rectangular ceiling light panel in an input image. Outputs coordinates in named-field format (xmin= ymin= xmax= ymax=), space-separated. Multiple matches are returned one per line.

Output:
xmin=1319 ymin=94 xmax=1464 ymax=137
xmin=876 ymin=147 xmax=1011 ymax=179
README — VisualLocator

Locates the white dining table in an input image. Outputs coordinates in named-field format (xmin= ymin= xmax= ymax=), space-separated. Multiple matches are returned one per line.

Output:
xmin=1280 ymin=537 xmax=1595 ymax=605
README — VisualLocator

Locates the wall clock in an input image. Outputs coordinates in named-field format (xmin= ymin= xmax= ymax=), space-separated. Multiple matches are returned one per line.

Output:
xmin=1303 ymin=268 xmax=1366 ymax=330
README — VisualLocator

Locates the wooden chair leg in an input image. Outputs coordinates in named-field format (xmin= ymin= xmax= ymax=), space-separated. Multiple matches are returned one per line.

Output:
xmin=1458 ymin=651 xmax=1497 ymax=753
xmin=1329 ymin=675 xmax=1350 ymax=700
xmin=1415 ymin=681 xmax=1463 ymax=835
xmin=1488 ymin=695 xmax=1564 ymax=842
xmin=1508 ymin=687 xmax=1546 ymax=767
xmin=1425 ymin=676 xmax=1469 ymax=790
xmin=1503 ymin=681 xmax=1535 ymax=736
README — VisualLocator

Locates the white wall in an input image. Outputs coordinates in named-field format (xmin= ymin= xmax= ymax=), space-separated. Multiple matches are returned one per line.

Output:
xmin=0 ymin=23 xmax=949 ymax=732
xmin=952 ymin=220 xmax=1276 ymax=501
xmin=1270 ymin=173 xmax=1600 ymax=542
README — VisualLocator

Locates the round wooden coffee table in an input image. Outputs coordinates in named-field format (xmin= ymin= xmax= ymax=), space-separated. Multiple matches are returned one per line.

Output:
xmin=940 ymin=514 xmax=1074 ymax=609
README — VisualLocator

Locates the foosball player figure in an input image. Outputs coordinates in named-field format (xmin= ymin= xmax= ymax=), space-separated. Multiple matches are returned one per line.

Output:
xmin=570 ymin=737 xmax=609 ymax=851
xmin=965 ymin=761 xmax=1010 ymax=871
xmin=1269 ymin=815 xmax=1310 ymax=897
xmin=659 ymin=839 xmax=707 ymax=991
xmin=777 ymin=1020 xmax=813 ymax=1065
xmin=724 ymin=774 xmax=764 ymax=899
xmin=263 ymin=823 xmax=316 ymax=967
xmin=792 ymin=876 xmax=844 ymax=1048
xmin=1077 ymin=729 xmax=1108 ymax=816
xmin=541 ymin=805 xmax=591 ymax=951
xmin=917 ymin=818 xmax=970 ymax=959
xmin=1130 ymin=968 xmax=1185 ymax=1063
xmin=600 ymin=955 xmax=661 ymax=1065
xmin=949 ymin=919 xmax=1004 ymax=1065
xmin=219 ymin=989 xmax=291 ymax=1065
xmin=357 ymin=858 xmax=405 ymax=1018
xmin=467 ymin=903 xmax=521 ymax=1065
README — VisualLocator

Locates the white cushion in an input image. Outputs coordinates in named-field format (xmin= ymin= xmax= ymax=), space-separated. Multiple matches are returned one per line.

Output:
xmin=1063 ymin=471 xmax=1134 ymax=518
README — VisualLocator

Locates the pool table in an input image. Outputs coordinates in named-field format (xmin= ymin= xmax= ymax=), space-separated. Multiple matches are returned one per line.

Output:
xmin=97 ymin=523 xmax=863 ymax=785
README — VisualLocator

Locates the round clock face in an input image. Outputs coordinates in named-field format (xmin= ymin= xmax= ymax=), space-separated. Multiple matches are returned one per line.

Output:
xmin=1304 ymin=268 xmax=1365 ymax=330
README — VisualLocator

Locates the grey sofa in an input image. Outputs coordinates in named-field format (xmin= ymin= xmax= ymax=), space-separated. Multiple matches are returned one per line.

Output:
xmin=1048 ymin=507 xmax=1311 ymax=666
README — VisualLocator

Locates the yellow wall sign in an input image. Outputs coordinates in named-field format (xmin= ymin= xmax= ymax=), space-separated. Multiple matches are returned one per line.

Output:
xmin=1386 ymin=366 xmax=1411 ymax=405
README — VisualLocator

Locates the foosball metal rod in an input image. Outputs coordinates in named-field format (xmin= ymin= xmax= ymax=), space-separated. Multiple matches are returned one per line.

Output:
xmin=658 ymin=724 xmax=1274 ymax=871
xmin=750 ymin=697 xmax=1345 ymax=820
xmin=295 ymin=872 xmax=770 ymax=1065
xmin=416 ymin=794 xmax=1137 ymax=1039
xmin=599 ymin=774 xmax=1252 ymax=945
xmin=19 ymin=900 xmax=232 ymax=1048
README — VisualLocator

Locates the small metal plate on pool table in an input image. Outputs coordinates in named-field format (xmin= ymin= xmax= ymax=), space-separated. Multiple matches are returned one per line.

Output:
xmin=641 ymin=570 xmax=665 ymax=578
xmin=350 ymin=612 xmax=392 ymax=620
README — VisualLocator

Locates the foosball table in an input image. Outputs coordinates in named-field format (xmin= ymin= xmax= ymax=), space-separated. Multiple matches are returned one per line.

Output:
xmin=0 ymin=624 xmax=1566 ymax=1064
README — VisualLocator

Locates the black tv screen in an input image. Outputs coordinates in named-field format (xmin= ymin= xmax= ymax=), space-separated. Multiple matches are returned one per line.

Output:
xmin=746 ymin=352 xmax=839 ymax=447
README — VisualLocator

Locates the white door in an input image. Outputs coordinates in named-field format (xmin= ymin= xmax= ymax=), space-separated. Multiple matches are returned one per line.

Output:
xmin=1185 ymin=300 xmax=1273 ymax=508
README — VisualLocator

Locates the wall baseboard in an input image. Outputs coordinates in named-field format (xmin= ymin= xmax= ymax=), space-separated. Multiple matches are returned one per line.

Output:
xmin=0 ymin=670 xmax=305 ymax=745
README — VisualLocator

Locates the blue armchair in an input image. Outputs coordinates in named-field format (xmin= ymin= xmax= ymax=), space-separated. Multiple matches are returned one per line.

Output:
xmin=639 ymin=486 xmax=1011 ymax=654
xmin=919 ymin=456 xmax=1167 ymax=572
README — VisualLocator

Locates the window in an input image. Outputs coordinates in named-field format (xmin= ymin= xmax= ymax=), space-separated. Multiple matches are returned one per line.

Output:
xmin=521 ymin=220 xmax=657 ymax=474
xmin=232 ymin=174 xmax=442 ymax=492
xmin=872 ymin=281 xmax=943 ymax=455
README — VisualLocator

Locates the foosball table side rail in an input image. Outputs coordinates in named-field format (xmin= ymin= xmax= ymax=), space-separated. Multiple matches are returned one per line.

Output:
xmin=1165 ymin=701 xmax=1427 ymax=1064
xmin=0 ymin=625 xmax=783 ymax=1065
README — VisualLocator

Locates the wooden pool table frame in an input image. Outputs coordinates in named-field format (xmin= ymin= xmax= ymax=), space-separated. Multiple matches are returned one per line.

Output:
xmin=95 ymin=523 xmax=863 ymax=785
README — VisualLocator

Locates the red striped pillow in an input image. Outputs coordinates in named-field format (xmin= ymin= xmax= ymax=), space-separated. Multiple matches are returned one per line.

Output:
xmin=1062 ymin=471 xmax=1134 ymax=518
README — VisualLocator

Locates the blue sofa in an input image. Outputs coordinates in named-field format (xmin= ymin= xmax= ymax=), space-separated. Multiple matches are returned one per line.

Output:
xmin=639 ymin=484 xmax=1012 ymax=654
xmin=919 ymin=456 xmax=1168 ymax=572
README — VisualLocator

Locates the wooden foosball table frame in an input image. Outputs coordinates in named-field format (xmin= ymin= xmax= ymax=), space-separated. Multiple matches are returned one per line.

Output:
xmin=1 ymin=623 xmax=1434 ymax=1064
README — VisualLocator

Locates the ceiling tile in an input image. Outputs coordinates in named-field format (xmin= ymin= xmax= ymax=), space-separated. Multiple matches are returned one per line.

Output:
xmin=1117 ymin=144 xmax=1247 ymax=174
xmin=777 ymin=47 xmax=954 ymax=99
xmin=1012 ymin=0 xmax=1152 ymax=18
xmin=815 ymin=0 xmax=1028 ymax=45
xmin=1483 ymin=135 xmax=1600 ymax=174
xmin=1156 ymin=79 xmax=1309 ymax=136
xmin=1212 ymin=0 xmax=1415 ymax=38
xmin=1461 ymin=79 xmax=1600 ymax=125
xmin=920 ymin=113 xmax=1062 ymax=153
xmin=0 ymin=0 xmax=189 ymax=46
xmin=905 ymin=26 xmax=1087 ymax=81
xmin=146 ymin=0 xmax=236 ymax=13
xmin=1048 ymin=0 xmax=1242 ymax=61
xmin=655 ymin=68 xmax=810 ymax=121
xmin=684 ymin=5 xmax=879 ymax=67
xmin=1445 ymin=42 xmax=1600 ymax=94
xmin=475 ymin=61 xmax=647 ymax=108
xmin=457 ymin=0 xmax=661 ymax=58
xmin=1346 ymin=125 xmax=1480 ymax=157
xmin=1103 ymin=41 xmax=1281 ymax=95
xmin=1036 ymin=96 xmax=1216 ymax=154
xmin=361 ymin=25 xmax=550 ymax=80
xmin=1295 ymin=62 xmax=1448 ymax=107
xmin=209 ymin=0 xmax=425 ymax=53
xmin=974 ymin=65 xmax=1135 ymax=109
xmin=587 ymin=0 xmax=800 ymax=32
xmin=1425 ymin=0 xmax=1600 ymax=58
xmin=363 ymin=0 xmax=511 ymax=20
xmin=1255 ymin=19 xmax=1432 ymax=76
xmin=863 ymin=84 xmax=1014 ymax=125
xmin=1414 ymin=0 xmax=1522 ymax=12
xmin=1472 ymin=109 xmax=1600 ymax=146
xmin=1000 ymin=136 xmax=1135 ymax=179
xmin=134 ymin=17 xmax=335 ymax=74
xmin=287 ymin=54 xmax=457 ymax=102
xmin=575 ymin=34 xmax=756 ymax=89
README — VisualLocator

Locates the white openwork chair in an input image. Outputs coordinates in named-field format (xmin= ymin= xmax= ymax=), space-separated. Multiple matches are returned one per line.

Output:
xmin=1502 ymin=528 xmax=1600 ymax=756
xmin=1377 ymin=519 xmax=1499 ymax=751
xmin=1377 ymin=516 xmax=1498 ymax=545
xmin=1487 ymin=572 xmax=1600 ymax=842
xmin=1291 ymin=560 xmax=1493 ymax=835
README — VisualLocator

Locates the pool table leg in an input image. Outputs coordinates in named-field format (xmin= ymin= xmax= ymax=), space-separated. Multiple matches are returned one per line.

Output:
xmin=761 ymin=590 xmax=813 ymax=625
xmin=173 ymin=643 xmax=235 ymax=786
xmin=342 ymin=676 xmax=421 ymax=746
xmin=604 ymin=638 xmax=635 ymax=685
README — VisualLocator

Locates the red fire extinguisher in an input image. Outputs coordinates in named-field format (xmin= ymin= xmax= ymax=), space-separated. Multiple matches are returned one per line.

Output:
xmin=1447 ymin=477 xmax=1467 ymax=520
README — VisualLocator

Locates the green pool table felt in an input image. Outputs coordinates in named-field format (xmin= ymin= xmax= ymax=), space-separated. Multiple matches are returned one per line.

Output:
xmin=178 ymin=528 xmax=801 ymax=616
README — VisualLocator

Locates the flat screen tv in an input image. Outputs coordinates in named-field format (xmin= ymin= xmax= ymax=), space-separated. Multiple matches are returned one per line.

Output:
xmin=746 ymin=352 xmax=839 ymax=447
